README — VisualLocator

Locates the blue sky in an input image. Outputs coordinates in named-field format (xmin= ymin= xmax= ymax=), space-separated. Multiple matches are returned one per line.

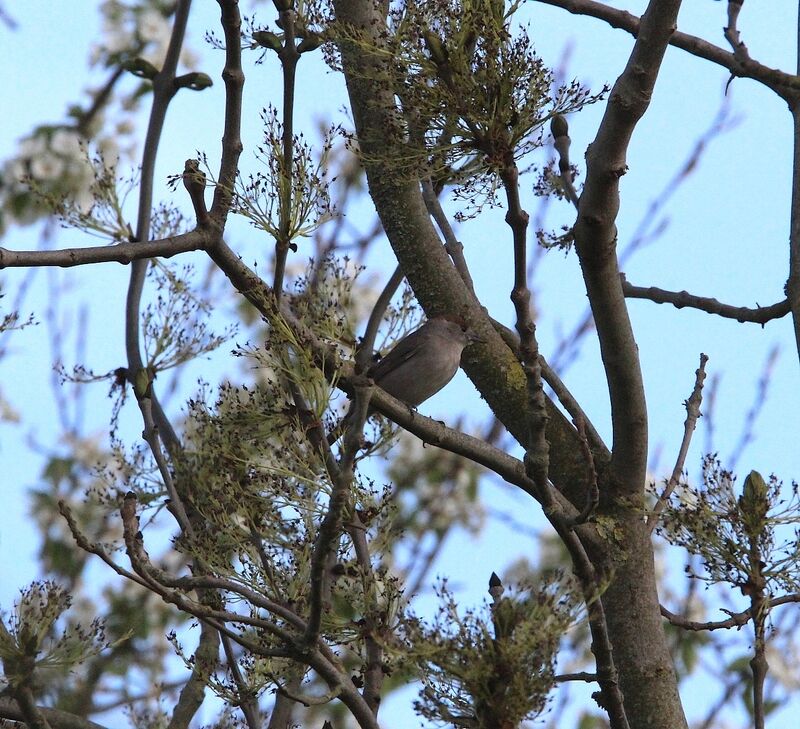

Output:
xmin=1 ymin=2 xmax=799 ymax=727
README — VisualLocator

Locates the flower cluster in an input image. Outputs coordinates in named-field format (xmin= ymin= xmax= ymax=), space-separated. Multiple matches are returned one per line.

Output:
xmin=91 ymin=0 xmax=197 ymax=69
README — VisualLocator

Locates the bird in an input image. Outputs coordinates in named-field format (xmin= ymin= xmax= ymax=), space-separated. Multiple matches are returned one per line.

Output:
xmin=369 ymin=315 xmax=481 ymax=407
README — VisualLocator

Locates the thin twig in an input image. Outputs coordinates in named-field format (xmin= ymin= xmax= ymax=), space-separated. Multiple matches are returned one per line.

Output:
xmin=420 ymin=179 xmax=477 ymax=295
xmin=572 ymin=415 xmax=599 ymax=524
xmin=0 ymin=231 xmax=210 ymax=269
xmin=550 ymin=114 xmax=580 ymax=208
xmin=500 ymin=161 xmax=550 ymax=498
xmin=139 ymin=395 xmax=194 ymax=536
xmin=660 ymin=593 xmax=800 ymax=631
xmin=221 ymin=633 xmax=261 ymax=729
xmin=649 ymin=353 xmax=709 ymax=532
xmin=272 ymin=3 xmax=301 ymax=301
xmin=554 ymin=671 xmax=599 ymax=683
xmin=723 ymin=0 xmax=750 ymax=61
xmin=210 ymin=0 xmax=245 ymax=221
xmin=621 ymin=275 xmax=790 ymax=325
xmin=356 ymin=264 xmax=405 ymax=372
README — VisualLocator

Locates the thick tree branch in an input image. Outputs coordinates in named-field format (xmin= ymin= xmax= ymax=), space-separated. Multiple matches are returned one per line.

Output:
xmin=788 ymin=7 xmax=800 ymax=367
xmin=568 ymin=2 xmax=690 ymax=728
xmin=574 ymin=0 xmax=679 ymax=496
xmin=332 ymin=0 xmax=602 ymax=516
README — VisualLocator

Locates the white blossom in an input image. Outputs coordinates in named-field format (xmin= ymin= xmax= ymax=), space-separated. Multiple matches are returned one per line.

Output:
xmin=3 ymin=158 xmax=27 ymax=188
xmin=30 ymin=151 xmax=65 ymax=181
xmin=73 ymin=186 xmax=96 ymax=214
xmin=18 ymin=135 xmax=46 ymax=159
xmin=97 ymin=136 xmax=120 ymax=166
xmin=137 ymin=8 xmax=169 ymax=44
xmin=50 ymin=129 xmax=83 ymax=158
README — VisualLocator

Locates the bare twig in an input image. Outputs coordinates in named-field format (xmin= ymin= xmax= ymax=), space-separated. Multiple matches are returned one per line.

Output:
xmin=660 ymin=593 xmax=800 ymax=631
xmin=221 ymin=633 xmax=261 ymax=729
xmin=272 ymin=3 xmax=301 ymax=301
xmin=649 ymin=353 xmax=709 ymax=532
xmin=538 ymin=354 xmax=608 ymax=458
xmin=182 ymin=158 xmax=210 ymax=225
xmin=554 ymin=671 xmax=599 ymax=683
xmin=500 ymin=161 xmax=550 ymax=499
xmin=550 ymin=114 xmax=580 ymax=208
xmin=621 ymin=275 xmax=790 ymax=325
xmin=139 ymin=395 xmax=194 ymax=536
xmin=535 ymin=0 xmax=800 ymax=99
xmin=58 ymin=500 xmax=151 ymax=589
xmin=124 ymin=0 xmax=192 ymax=460
xmin=0 ymin=231 xmax=210 ymax=269
xmin=209 ymin=0 xmax=245 ymax=222
xmin=723 ymin=0 xmax=749 ymax=61
xmin=421 ymin=179 xmax=477 ymax=295
xmin=356 ymin=264 xmax=405 ymax=373
xmin=572 ymin=415 xmax=599 ymax=525
xmin=169 ymin=623 xmax=221 ymax=729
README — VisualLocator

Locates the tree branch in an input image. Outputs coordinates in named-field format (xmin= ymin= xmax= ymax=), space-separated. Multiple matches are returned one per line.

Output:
xmin=168 ymin=622 xmax=220 ymax=729
xmin=536 ymin=0 xmax=800 ymax=99
xmin=209 ymin=0 xmax=245 ymax=223
xmin=622 ymin=274 xmax=790 ymax=325
xmin=661 ymin=592 xmax=800 ymax=631
xmin=0 ymin=231 xmax=210 ymax=269
xmin=649 ymin=353 xmax=708 ymax=532
xmin=420 ymin=179 xmax=477 ymax=295
xmin=272 ymin=2 xmax=301 ymax=301
xmin=0 ymin=698 xmax=108 ymax=729
xmin=568 ymin=2 xmax=690 ymax=727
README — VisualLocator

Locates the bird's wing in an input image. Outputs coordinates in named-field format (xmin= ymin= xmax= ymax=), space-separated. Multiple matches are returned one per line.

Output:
xmin=368 ymin=330 xmax=425 ymax=380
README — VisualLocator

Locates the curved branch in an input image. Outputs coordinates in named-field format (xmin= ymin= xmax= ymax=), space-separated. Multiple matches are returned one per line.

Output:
xmin=649 ymin=353 xmax=708 ymax=532
xmin=536 ymin=0 xmax=800 ymax=99
xmin=420 ymin=179 xmax=477 ymax=295
xmin=622 ymin=275 xmax=790 ymax=325
xmin=660 ymin=593 xmax=800 ymax=631
xmin=124 ymin=0 xmax=193 ymax=459
xmin=570 ymin=3 xmax=690 ymax=729
xmin=574 ymin=0 xmax=681 ymax=494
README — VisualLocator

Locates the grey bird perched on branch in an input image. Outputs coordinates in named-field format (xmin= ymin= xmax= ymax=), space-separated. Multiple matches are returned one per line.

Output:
xmin=369 ymin=315 xmax=481 ymax=407
xmin=329 ymin=316 xmax=480 ymax=445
